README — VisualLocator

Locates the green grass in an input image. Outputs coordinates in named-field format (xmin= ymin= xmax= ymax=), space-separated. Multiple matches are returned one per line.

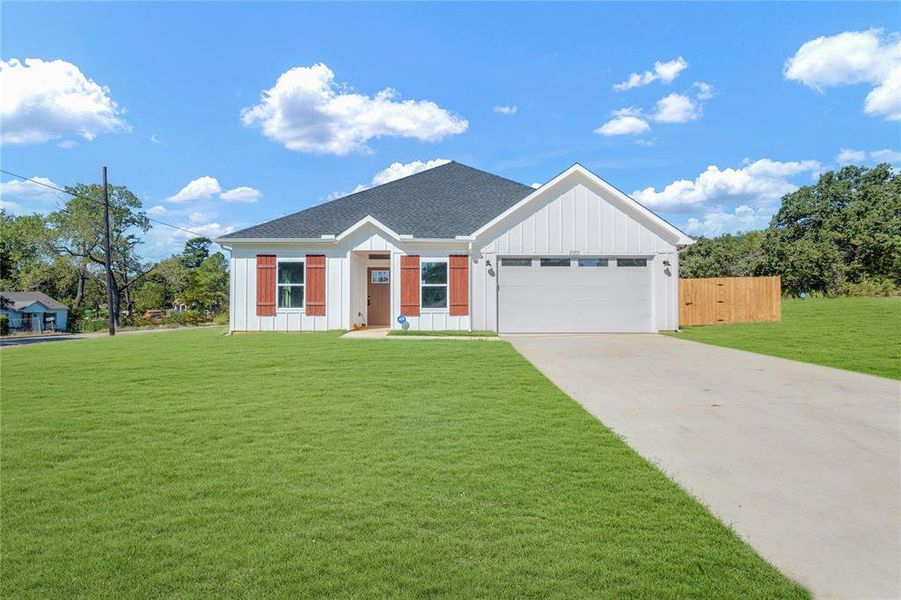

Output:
xmin=1 ymin=328 xmax=806 ymax=598
xmin=670 ymin=296 xmax=901 ymax=380
xmin=387 ymin=329 xmax=497 ymax=337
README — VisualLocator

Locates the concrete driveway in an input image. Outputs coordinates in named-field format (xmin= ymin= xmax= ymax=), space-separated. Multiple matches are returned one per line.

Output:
xmin=506 ymin=334 xmax=901 ymax=599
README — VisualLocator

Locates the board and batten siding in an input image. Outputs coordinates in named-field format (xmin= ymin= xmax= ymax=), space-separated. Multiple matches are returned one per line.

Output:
xmin=470 ymin=181 xmax=680 ymax=331
xmin=227 ymin=223 xmax=471 ymax=332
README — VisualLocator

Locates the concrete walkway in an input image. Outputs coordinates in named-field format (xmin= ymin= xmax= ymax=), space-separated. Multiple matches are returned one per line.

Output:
xmin=506 ymin=333 xmax=901 ymax=599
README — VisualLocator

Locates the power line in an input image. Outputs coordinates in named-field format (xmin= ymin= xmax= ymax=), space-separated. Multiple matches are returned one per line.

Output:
xmin=0 ymin=168 xmax=211 ymax=239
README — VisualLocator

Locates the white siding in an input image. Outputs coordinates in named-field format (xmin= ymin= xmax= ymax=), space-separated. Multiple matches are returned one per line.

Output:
xmin=472 ymin=180 xmax=680 ymax=331
xmin=226 ymin=229 xmax=470 ymax=332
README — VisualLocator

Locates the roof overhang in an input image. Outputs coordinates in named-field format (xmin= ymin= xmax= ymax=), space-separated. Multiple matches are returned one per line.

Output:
xmin=469 ymin=163 xmax=694 ymax=247
xmin=214 ymin=215 xmax=469 ymax=246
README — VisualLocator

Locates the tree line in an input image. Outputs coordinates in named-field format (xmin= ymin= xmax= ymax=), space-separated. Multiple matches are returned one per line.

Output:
xmin=680 ymin=163 xmax=900 ymax=296
xmin=0 ymin=182 xmax=228 ymax=331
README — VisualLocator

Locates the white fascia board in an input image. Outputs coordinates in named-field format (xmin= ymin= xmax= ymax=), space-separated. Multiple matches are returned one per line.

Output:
xmin=212 ymin=237 xmax=333 ymax=244
xmin=335 ymin=215 xmax=404 ymax=242
xmin=469 ymin=163 xmax=694 ymax=246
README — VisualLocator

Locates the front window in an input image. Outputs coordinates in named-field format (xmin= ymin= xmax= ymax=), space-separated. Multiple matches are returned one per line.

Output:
xmin=540 ymin=258 xmax=571 ymax=267
xmin=277 ymin=260 xmax=304 ymax=308
xmin=421 ymin=260 xmax=448 ymax=309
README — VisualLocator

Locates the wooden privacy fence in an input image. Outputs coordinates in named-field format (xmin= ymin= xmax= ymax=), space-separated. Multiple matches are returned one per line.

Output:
xmin=679 ymin=276 xmax=781 ymax=327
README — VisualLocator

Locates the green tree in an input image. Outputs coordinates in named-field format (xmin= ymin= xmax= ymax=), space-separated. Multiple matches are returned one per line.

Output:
xmin=182 ymin=252 xmax=228 ymax=313
xmin=757 ymin=164 xmax=901 ymax=295
xmin=46 ymin=183 xmax=151 ymax=324
xmin=680 ymin=231 xmax=765 ymax=279
xmin=181 ymin=237 xmax=211 ymax=268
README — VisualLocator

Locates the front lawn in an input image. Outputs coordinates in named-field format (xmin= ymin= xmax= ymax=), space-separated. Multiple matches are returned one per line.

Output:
xmin=1 ymin=328 xmax=805 ymax=598
xmin=670 ymin=296 xmax=900 ymax=380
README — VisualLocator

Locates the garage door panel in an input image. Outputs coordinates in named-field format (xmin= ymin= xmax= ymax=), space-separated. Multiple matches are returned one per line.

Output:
xmin=498 ymin=260 xmax=653 ymax=333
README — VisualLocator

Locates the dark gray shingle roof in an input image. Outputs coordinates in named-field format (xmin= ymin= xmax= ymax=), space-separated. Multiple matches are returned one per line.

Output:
xmin=0 ymin=291 xmax=68 ymax=311
xmin=221 ymin=161 xmax=534 ymax=240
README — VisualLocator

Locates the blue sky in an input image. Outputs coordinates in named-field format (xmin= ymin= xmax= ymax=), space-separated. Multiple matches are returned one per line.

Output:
xmin=2 ymin=2 xmax=899 ymax=259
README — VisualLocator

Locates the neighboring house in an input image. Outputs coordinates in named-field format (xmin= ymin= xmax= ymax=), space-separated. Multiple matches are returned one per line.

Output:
xmin=0 ymin=292 xmax=69 ymax=333
xmin=214 ymin=162 xmax=694 ymax=334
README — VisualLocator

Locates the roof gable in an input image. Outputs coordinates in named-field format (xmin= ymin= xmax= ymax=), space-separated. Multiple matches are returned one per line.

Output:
xmin=471 ymin=164 xmax=694 ymax=246
xmin=0 ymin=291 xmax=67 ymax=311
xmin=220 ymin=161 xmax=533 ymax=241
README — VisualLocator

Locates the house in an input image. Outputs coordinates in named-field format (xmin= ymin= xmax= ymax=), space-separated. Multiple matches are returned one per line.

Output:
xmin=0 ymin=291 xmax=69 ymax=333
xmin=214 ymin=162 xmax=693 ymax=334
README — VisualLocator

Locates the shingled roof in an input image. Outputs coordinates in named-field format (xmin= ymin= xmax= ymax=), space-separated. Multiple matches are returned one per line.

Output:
xmin=0 ymin=291 xmax=68 ymax=311
xmin=221 ymin=161 xmax=534 ymax=240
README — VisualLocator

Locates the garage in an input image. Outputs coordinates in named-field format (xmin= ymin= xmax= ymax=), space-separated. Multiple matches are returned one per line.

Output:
xmin=497 ymin=256 xmax=654 ymax=333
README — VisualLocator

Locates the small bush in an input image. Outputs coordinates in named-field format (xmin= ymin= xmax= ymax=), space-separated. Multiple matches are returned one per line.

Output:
xmin=125 ymin=315 xmax=155 ymax=328
xmin=0 ymin=315 xmax=9 ymax=336
xmin=79 ymin=319 xmax=110 ymax=333
xmin=212 ymin=312 xmax=229 ymax=326
xmin=163 ymin=311 xmax=205 ymax=326
xmin=841 ymin=278 xmax=898 ymax=297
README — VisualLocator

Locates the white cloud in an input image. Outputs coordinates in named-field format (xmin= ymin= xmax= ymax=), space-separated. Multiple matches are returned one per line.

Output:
xmin=150 ymin=134 xmax=163 ymax=145
xmin=693 ymin=82 xmax=715 ymax=100
xmin=241 ymin=63 xmax=468 ymax=154
xmin=613 ymin=57 xmax=688 ymax=91
xmin=220 ymin=186 xmax=261 ymax=203
xmin=494 ymin=105 xmax=518 ymax=115
xmin=632 ymin=158 xmax=822 ymax=212
xmin=652 ymin=93 xmax=701 ymax=123
xmin=0 ymin=58 xmax=129 ymax=145
xmin=530 ymin=182 xmax=542 ymax=189
xmin=168 ymin=176 xmax=222 ymax=203
xmin=57 ymin=140 xmax=78 ymax=149
xmin=870 ymin=148 xmax=901 ymax=164
xmin=837 ymin=147 xmax=901 ymax=166
xmin=146 ymin=205 xmax=169 ymax=216
xmin=595 ymin=108 xmax=651 ymax=136
xmin=168 ymin=177 xmax=261 ymax=203
xmin=683 ymin=205 xmax=773 ymax=237
xmin=371 ymin=159 xmax=450 ymax=186
xmin=0 ymin=176 xmax=64 ymax=214
xmin=785 ymin=29 xmax=901 ymax=121
xmin=836 ymin=148 xmax=867 ymax=165
xmin=330 ymin=159 xmax=450 ymax=199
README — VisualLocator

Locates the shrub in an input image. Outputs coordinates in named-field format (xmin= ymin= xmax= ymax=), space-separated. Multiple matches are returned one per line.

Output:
xmin=841 ymin=277 xmax=899 ymax=297
xmin=79 ymin=319 xmax=110 ymax=333
xmin=212 ymin=312 xmax=229 ymax=326
xmin=0 ymin=315 xmax=9 ymax=336
xmin=162 ymin=311 xmax=205 ymax=326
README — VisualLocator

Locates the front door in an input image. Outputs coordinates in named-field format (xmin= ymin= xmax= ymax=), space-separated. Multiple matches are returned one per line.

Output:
xmin=367 ymin=267 xmax=390 ymax=326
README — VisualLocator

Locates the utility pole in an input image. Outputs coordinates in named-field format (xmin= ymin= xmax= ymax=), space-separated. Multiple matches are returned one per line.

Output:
xmin=102 ymin=166 xmax=116 ymax=336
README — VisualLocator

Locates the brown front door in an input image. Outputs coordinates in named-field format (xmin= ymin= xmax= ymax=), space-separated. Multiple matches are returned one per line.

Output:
xmin=367 ymin=267 xmax=390 ymax=326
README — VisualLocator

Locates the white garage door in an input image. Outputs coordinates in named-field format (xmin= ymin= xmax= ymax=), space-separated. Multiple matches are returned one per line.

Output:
xmin=497 ymin=257 xmax=653 ymax=333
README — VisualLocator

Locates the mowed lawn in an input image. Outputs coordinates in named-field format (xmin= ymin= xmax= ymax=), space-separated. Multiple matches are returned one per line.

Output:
xmin=671 ymin=296 xmax=901 ymax=380
xmin=2 ymin=329 xmax=805 ymax=598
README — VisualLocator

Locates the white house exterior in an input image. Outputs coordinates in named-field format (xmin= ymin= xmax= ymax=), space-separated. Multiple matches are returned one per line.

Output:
xmin=215 ymin=163 xmax=693 ymax=334
xmin=0 ymin=292 xmax=69 ymax=332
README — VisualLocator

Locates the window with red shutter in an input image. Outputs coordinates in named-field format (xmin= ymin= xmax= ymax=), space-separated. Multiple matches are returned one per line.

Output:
xmin=400 ymin=255 xmax=420 ymax=317
xmin=256 ymin=255 xmax=276 ymax=316
xmin=305 ymin=255 xmax=326 ymax=316
xmin=449 ymin=255 xmax=469 ymax=316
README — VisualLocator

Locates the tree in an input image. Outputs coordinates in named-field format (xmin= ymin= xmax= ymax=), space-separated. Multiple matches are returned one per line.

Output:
xmin=757 ymin=164 xmax=900 ymax=295
xmin=182 ymin=252 xmax=228 ymax=313
xmin=0 ymin=211 xmax=49 ymax=289
xmin=46 ymin=183 xmax=151 ymax=325
xmin=181 ymin=237 xmax=211 ymax=268
xmin=680 ymin=231 xmax=764 ymax=279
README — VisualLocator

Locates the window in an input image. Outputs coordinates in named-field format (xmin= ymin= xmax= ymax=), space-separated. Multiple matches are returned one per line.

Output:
xmin=421 ymin=260 xmax=448 ymax=309
xmin=617 ymin=258 xmax=647 ymax=267
xmin=277 ymin=260 xmax=304 ymax=308
xmin=371 ymin=270 xmax=389 ymax=284
xmin=540 ymin=258 xmax=571 ymax=267
xmin=578 ymin=258 xmax=609 ymax=267
xmin=501 ymin=257 xmax=532 ymax=267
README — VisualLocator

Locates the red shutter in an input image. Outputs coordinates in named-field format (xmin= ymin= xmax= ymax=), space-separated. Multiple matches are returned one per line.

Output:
xmin=400 ymin=255 xmax=420 ymax=317
xmin=449 ymin=255 xmax=469 ymax=316
xmin=256 ymin=255 xmax=276 ymax=316
xmin=306 ymin=255 xmax=326 ymax=316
